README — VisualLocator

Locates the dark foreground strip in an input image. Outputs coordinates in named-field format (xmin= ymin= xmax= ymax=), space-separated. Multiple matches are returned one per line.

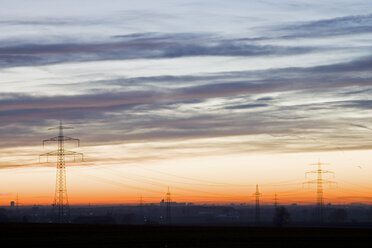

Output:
xmin=1 ymin=223 xmax=372 ymax=248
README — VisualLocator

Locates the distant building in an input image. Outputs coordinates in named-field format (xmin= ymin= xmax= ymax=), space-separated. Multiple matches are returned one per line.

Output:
xmin=159 ymin=199 xmax=186 ymax=206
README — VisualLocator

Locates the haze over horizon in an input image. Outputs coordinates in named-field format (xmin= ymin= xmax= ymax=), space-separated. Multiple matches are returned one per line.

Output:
xmin=1 ymin=0 xmax=372 ymax=205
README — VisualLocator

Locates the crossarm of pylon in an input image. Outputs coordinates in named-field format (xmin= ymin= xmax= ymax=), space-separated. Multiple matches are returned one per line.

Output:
xmin=302 ymin=179 xmax=320 ymax=188
xmin=39 ymin=151 xmax=59 ymax=162
xmin=310 ymin=162 xmax=329 ymax=166
xmin=56 ymin=150 xmax=84 ymax=162
xmin=305 ymin=170 xmax=318 ymax=178
xmin=62 ymin=136 xmax=80 ymax=146
xmin=39 ymin=150 xmax=84 ymax=162
xmin=303 ymin=179 xmax=337 ymax=187
xmin=43 ymin=136 xmax=80 ymax=147
xmin=322 ymin=179 xmax=338 ymax=187
xmin=48 ymin=126 xmax=73 ymax=130
xmin=303 ymin=179 xmax=318 ymax=185
xmin=322 ymin=170 xmax=335 ymax=177
xmin=43 ymin=137 xmax=59 ymax=147
xmin=64 ymin=150 xmax=84 ymax=162
xmin=305 ymin=170 xmax=335 ymax=178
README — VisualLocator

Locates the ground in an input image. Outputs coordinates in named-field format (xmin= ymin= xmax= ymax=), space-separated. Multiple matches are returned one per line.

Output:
xmin=1 ymin=223 xmax=372 ymax=247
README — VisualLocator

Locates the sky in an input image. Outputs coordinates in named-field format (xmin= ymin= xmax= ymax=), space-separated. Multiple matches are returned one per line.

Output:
xmin=1 ymin=0 xmax=372 ymax=205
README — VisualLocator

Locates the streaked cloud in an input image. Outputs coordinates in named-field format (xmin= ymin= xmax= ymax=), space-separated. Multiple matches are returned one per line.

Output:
xmin=0 ymin=0 xmax=371 ymax=167
xmin=274 ymin=14 xmax=372 ymax=38
xmin=0 ymin=32 xmax=318 ymax=68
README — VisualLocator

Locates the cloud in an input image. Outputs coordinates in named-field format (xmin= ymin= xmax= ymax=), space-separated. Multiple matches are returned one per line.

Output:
xmin=225 ymin=103 xmax=268 ymax=109
xmin=0 ymin=32 xmax=316 ymax=68
xmin=1 ymin=11 xmax=372 ymax=157
xmin=245 ymin=13 xmax=372 ymax=41
xmin=0 ymin=54 xmax=372 ymax=154
xmin=1 ymin=13 xmax=371 ymax=69
xmin=279 ymin=14 xmax=372 ymax=38
xmin=0 ymin=19 xmax=76 ymax=26
xmin=1 ymin=53 xmax=371 ymax=123
xmin=338 ymin=100 xmax=372 ymax=109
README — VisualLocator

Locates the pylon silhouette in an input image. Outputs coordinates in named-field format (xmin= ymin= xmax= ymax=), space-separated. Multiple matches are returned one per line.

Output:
xmin=40 ymin=121 xmax=83 ymax=223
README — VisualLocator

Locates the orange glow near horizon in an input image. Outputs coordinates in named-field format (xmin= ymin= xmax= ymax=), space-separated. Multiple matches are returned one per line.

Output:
xmin=1 ymin=147 xmax=372 ymax=206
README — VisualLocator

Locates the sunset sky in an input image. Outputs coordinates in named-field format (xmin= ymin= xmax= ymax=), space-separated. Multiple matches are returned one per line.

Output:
xmin=1 ymin=0 xmax=372 ymax=206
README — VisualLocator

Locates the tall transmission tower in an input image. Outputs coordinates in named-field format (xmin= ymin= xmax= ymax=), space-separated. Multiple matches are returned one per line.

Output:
xmin=253 ymin=184 xmax=262 ymax=224
xmin=274 ymin=193 xmax=278 ymax=209
xmin=40 ymin=121 xmax=83 ymax=223
xmin=303 ymin=160 xmax=336 ymax=222
xmin=165 ymin=186 xmax=171 ymax=225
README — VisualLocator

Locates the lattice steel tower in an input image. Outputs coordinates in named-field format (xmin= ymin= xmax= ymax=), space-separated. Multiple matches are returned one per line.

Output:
xmin=40 ymin=121 xmax=83 ymax=222
xmin=253 ymin=184 xmax=262 ymax=224
xmin=303 ymin=160 xmax=336 ymax=222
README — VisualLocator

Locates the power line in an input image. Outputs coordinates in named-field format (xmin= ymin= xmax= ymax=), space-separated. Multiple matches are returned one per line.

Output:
xmin=69 ymin=169 xmax=251 ymax=201
xmin=130 ymin=164 xmax=303 ymax=187
xmin=97 ymin=167 xmax=246 ymax=198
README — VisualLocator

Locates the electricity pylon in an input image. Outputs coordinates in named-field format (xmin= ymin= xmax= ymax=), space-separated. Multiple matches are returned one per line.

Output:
xmin=274 ymin=193 xmax=278 ymax=209
xmin=165 ymin=186 xmax=171 ymax=225
xmin=303 ymin=160 xmax=336 ymax=223
xmin=253 ymin=184 xmax=262 ymax=224
xmin=40 ymin=121 xmax=83 ymax=223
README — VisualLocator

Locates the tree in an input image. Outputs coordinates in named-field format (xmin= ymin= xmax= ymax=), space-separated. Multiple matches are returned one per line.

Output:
xmin=273 ymin=207 xmax=291 ymax=226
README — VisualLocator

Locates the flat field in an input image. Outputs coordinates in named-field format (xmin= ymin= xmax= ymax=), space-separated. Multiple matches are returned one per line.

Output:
xmin=1 ymin=223 xmax=371 ymax=247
